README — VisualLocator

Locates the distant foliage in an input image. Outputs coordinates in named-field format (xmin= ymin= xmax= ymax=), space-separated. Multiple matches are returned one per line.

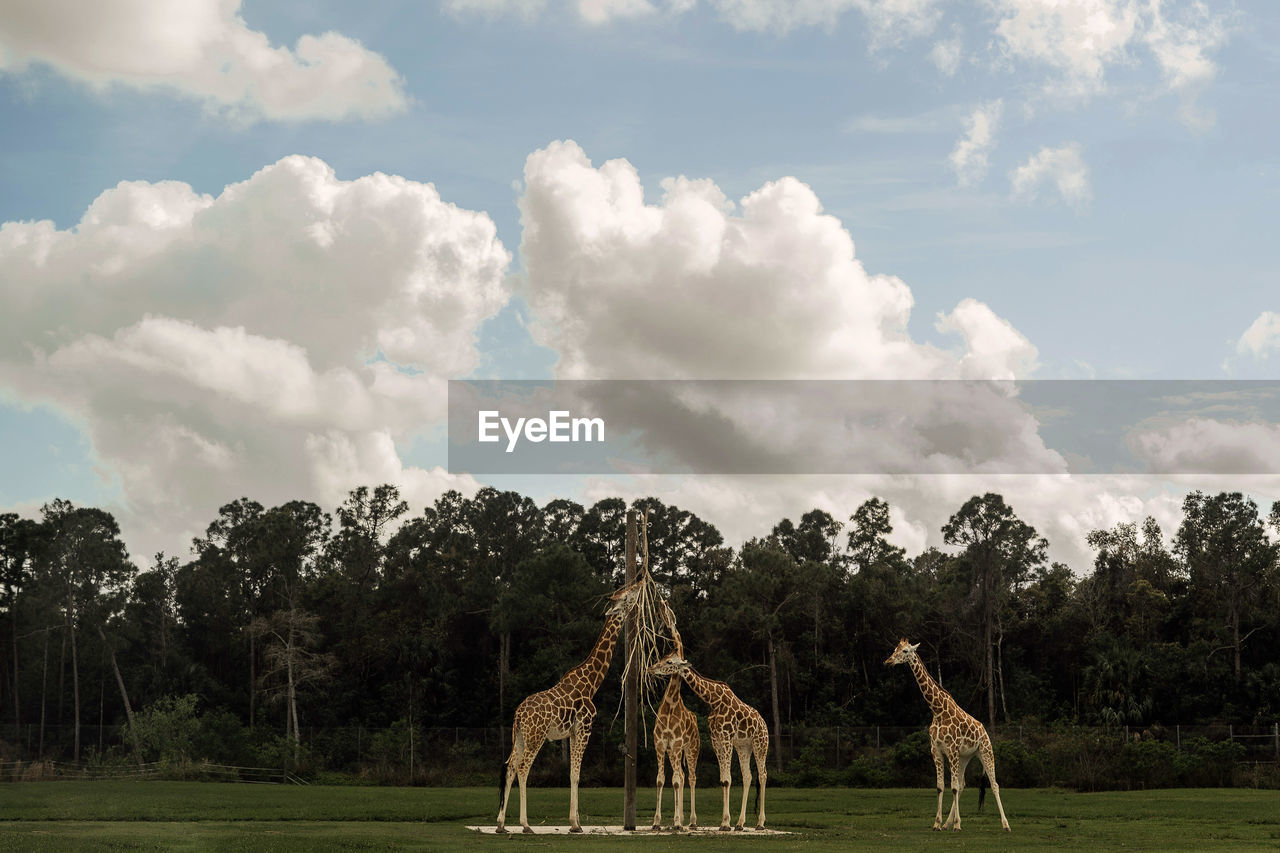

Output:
xmin=1 ymin=489 xmax=1277 ymax=787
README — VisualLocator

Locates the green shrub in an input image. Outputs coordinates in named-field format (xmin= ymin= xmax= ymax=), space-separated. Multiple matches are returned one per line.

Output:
xmin=1175 ymin=737 xmax=1244 ymax=787
xmin=1120 ymin=738 xmax=1179 ymax=789
xmin=843 ymin=756 xmax=892 ymax=788
xmin=122 ymin=695 xmax=202 ymax=764
xmin=991 ymin=739 xmax=1036 ymax=788
xmin=890 ymin=730 xmax=934 ymax=786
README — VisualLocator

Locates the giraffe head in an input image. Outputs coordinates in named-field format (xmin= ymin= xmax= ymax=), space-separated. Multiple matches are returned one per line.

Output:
xmin=884 ymin=638 xmax=921 ymax=667
xmin=646 ymin=651 xmax=690 ymax=678
xmin=605 ymin=579 xmax=644 ymax=617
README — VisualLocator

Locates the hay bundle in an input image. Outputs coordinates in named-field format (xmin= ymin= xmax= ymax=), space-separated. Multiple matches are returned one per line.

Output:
xmin=617 ymin=510 xmax=682 ymax=741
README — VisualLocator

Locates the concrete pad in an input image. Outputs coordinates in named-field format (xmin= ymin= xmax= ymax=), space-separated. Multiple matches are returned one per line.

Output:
xmin=468 ymin=825 xmax=790 ymax=835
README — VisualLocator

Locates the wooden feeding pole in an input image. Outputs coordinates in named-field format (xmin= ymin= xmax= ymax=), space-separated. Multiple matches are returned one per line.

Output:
xmin=623 ymin=508 xmax=638 ymax=830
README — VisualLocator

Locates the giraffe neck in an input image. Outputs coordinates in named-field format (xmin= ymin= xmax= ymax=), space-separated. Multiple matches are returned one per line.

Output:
xmin=660 ymin=674 xmax=683 ymax=708
xmin=564 ymin=613 xmax=623 ymax=696
xmin=907 ymin=654 xmax=953 ymax=717
xmin=680 ymin=667 xmax=730 ymax=711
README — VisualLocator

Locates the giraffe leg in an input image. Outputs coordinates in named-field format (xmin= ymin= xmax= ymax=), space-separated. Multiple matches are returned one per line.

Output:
xmin=754 ymin=741 xmax=768 ymax=830
xmin=686 ymin=742 xmax=699 ymax=828
xmin=496 ymin=726 xmax=524 ymax=833
xmin=671 ymin=756 xmax=685 ymax=830
xmin=517 ymin=735 xmax=545 ymax=834
xmin=734 ymin=744 xmax=752 ymax=831
xmin=714 ymin=738 xmax=733 ymax=831
xmin=930 ymin=737 xmax=946 ymax=830
xmin=496 ymin=757 xmax=517 ymax=833
xmin=980 ymin=747 xmax=1011 ymax=831
xmin=652 ymin=743 xmax=667 ymax=830
xmin=568 ymin=721 xmax=592 ymax=833
xmin=517 ymin=764 xmax=534 ymax=833
xmin=946 ymin=752 xmax=971 ymax=831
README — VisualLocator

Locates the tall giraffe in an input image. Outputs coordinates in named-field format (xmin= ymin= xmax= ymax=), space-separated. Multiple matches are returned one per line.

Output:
xmin=651 ymin=599 xmax=699 ymax=830
xmin=497 ymin=581 xmax=642 ymax=834
xmin=648 ymin=651 xmax=768 ymax=831
xmin=885 ymin=638 xmax=1010 ymax=832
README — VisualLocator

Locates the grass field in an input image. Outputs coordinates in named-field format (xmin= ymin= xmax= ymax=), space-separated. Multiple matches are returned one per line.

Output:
xmin=0 ymin=782 xmax=1277 ymax=851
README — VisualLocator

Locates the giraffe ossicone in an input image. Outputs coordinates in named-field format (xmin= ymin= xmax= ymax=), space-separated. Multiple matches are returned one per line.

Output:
xmin=885 ymin=638 xmax=1010 ymax=832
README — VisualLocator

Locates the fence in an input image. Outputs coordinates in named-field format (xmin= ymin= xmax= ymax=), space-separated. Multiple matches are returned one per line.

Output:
xmin=5 ymin=721 xmax=1277 ymax=788
xmin=0 ymin=758 xmax=308 ymax=784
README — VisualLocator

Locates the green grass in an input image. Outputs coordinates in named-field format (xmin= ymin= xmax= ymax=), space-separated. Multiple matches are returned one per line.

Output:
xmin=0 ymin=783 xmax=1276 ymax=851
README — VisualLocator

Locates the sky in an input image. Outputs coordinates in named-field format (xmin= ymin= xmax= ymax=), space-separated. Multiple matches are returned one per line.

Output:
xmin=2 ymin=0 xmax=1278 ymax=571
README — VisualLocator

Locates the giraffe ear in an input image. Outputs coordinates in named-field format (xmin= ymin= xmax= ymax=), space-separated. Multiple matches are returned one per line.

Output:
xmin=907 ymin=642 xmax=920 ymax=653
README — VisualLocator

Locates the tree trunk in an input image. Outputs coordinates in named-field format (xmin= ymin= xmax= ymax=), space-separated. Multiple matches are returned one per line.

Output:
xmin=66 ymin=584 xmax=80 ymax=759
xmin=10 ymin=597 xmax=19 ymax=739
xmin=996 ymin=624 xmax=1009 ymax=724
xmin=1230 ymin=595 xmax=1242 ymax=683
xmin=287 ymin=619 xmax=299 ymax=765
xmin=984 ymin=563 xmax=996 ymax=729
xmin=249 ymin=629 xmax=256 ymax=730
xmin=767 ymin=634 xmax=783 ymax=772
xmin=498 ymin=631 xmax=510 ymax=755
xmin=408 ymin=680 xmax=415 ymax=785
xmin=57 ymin=628 xmax=65 ymax=724
xmin=99 ymin=625 xmax=144 ymax=769
xmin=39 ymin=628 xmax=48 ymax=760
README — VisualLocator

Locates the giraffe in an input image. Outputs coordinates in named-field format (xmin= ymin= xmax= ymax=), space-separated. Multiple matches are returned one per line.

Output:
xmin=650 ymin=599 xmax=699 ymax=831
xmin=496 ymin=581 xmax=642 ymax=834
xmin=884 ymin=638 xmax=1010 ymax=832
xmin=648 ymin=651 xmax=768 ymax=831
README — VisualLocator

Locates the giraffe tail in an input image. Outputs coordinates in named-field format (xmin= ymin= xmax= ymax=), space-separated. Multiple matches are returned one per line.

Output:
xmin=977 ymin=770 xmax=988 ymax=812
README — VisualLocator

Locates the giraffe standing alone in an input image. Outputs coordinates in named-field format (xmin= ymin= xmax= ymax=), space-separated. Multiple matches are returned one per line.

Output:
xmin=648 ymin=651 xmax=768 ymax=831
xmin=651 ymin=599 xmax=698 ymax=830
xmin=496 ymin=581 xmax=642 ymax=834
xmin=885 ymin=638 xmax=1010 ymax=832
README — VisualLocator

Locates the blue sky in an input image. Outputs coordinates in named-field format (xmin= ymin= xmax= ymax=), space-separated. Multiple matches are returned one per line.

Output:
xmin=2 ymin=1 xmax=1278 ymax=565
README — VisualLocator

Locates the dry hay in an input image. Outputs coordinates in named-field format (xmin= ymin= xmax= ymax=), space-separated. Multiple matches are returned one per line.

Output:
xmin=614 ymin=510 xmax=682 ymax=746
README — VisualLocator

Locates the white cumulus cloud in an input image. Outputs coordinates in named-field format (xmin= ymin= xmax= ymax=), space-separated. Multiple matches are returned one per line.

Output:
xmin=1235 ymin=312 xmax=1280 ymax=361
xmin=516 ymin=140 xmax=1065 ymax=500
xmin=446 ymin=0 xmax=941 ymax=35
xmin=992 ymin=0 xmax=1140 ymax=98
xmin=950 ymin=100 xmax=1003 ymax=187
xmin=1130 ymin=418 xmax=1280 ymax=476
xmin=0 ymin=0 xmax=407 ymax=121
xmin=990 ymin=0 xmax=1231 ymax=124
xmin=0 ymin=156 xmax=508 ymax=557
xmin=709 ymin=0 xmax=940 ymax=38
xmin=521 ymin=139 xmax=1012 ymax=381
xmin=1010 ymin=142 xmax=1091 ymax=208
xmin=936 ymin=297 xmax=1039 ymax=380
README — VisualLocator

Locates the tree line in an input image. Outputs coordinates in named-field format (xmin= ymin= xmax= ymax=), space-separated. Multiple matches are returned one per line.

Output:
xmin=1 ymin=486 xmax=1278 ymax=772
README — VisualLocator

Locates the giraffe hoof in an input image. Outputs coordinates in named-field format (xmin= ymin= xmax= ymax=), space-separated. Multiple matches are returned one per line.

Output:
xmin=522 ymin=826 xmax=535 ymax=834
xmin=719 ymin=825 xmax=731 ymax=832
xmin=733 ymin=825 xmax=744 ymax=832
xmin=569 ymin=826 xmax=583 ymax=834
xmin=495 ymin=827 xmax=508 ymax=835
